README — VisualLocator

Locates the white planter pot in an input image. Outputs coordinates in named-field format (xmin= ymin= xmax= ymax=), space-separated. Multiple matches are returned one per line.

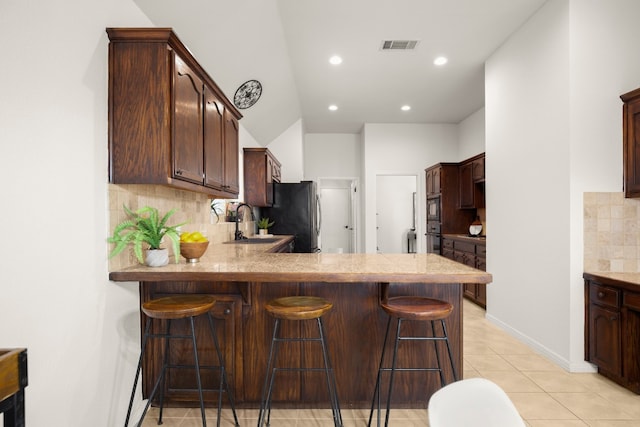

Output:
xmin=145 ymin=248 xmax=169 ymax=267
xmin=259 ymin=229 xmax=268 ymax=236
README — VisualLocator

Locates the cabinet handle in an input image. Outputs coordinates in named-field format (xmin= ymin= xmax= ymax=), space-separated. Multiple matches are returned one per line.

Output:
xmin=598 ymin=291 xmax=605 ymax=298
xmin=224 ymin=309 xmax=231 ymax=315
xmin=176 ymin=169 xmax=183 ymax=176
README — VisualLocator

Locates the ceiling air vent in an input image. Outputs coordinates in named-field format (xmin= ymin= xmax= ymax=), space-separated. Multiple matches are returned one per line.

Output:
xmin=380 ymin=40 xmax=419 ymax=50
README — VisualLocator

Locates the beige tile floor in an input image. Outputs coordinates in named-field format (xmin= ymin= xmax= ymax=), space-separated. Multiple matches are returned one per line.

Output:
xmin=140 ymin=300 xmax=640 ymax=426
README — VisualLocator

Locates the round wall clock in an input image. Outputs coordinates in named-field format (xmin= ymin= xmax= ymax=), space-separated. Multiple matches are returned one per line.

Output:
xmin=233 ymin=79 xmax=262 ymax=109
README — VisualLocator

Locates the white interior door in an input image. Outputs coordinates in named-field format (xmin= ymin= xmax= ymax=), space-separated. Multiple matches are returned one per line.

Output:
xmin=376 ymin=175 xmax=417 ymax=254
xmin=320 ymin=187 xmax=352 ymax=253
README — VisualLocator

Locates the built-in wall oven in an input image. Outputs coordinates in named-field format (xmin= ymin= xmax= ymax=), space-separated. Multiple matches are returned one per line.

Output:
xmin=427 ymin=196 xmax=440 ymax=222
xmin=426 ymin=221 xmax=441 ymax=254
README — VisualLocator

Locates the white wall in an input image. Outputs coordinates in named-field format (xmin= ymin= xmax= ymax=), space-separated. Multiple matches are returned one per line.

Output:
xmin=304 ymin=133 xmax=362 ymax=181
xmin=266 ymin=118 xmax=304 ymax=182
xmin=362 ymin=123 xmax=459 ymax=253
xmin=486 ymin=0 xmax=572 ymax=368
xmin=485 ymin=0 xmax=640 ymax=371
xmin=0 ymin=1 xmax=156 ymax=425
xmin=458 ymin=108 xmax=486 ymax=160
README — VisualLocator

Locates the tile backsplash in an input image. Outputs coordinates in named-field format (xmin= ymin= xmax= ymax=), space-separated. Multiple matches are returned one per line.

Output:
xmin=584 ymin=192 xmax=640 ymax=272
xmin=108 ymin=184 xmax=253 ymax=271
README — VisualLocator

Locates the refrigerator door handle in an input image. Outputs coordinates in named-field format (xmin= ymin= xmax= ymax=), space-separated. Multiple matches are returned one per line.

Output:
xmin=316 ymin=194 xmax=322 ymax=236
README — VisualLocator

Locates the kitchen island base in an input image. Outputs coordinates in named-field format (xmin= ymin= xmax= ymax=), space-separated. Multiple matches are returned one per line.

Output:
xmin=138 ymin=280 xmax=462 ymax=408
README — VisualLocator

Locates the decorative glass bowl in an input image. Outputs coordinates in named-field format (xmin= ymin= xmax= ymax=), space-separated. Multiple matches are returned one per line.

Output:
xmin=180 ymin=241 xmax=209 ymax=263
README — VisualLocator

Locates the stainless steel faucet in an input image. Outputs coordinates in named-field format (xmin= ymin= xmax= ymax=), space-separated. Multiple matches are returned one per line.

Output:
xmin=234 ymin=203 xmax=254 ymax=240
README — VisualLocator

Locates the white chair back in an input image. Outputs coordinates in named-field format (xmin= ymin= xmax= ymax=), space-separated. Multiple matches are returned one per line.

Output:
xmin=428 ymin=378 xmax=526 ymax=427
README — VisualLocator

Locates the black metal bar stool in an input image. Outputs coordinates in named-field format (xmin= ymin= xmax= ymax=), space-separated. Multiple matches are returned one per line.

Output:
xmin=124 ymin=295 xmax=239 ymax=427
xmin=257 ymin=296 xmax=343 ymax=427
xmin=368 ymin=296 xmax=458 ymax=427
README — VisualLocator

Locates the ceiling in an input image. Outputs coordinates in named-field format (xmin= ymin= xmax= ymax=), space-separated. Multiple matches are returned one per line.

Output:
xmin=134 ymin=0 xmax=547 ymax=144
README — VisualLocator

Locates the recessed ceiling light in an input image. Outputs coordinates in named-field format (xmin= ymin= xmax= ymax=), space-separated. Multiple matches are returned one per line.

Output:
xmin=328 ymin=105 xmax=338 ymax=111
xmin=401 ymin=105 xmax=411 ymax=111
xmin=434 ymin=56 xmax=448 ymax=66
xmin=329 ymin=55 xmax=343 ymax=65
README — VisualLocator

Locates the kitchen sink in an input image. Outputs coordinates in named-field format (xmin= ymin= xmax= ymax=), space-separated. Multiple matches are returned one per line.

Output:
xmin=224 ymin=237 xmax=281 ymax=244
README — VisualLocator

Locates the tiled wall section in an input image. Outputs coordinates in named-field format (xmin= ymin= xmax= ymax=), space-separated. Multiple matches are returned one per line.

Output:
xmin=584 ymin=192 xmax=640 ymax=272
xmin=108 ymin=184 xmax=253 ymax=271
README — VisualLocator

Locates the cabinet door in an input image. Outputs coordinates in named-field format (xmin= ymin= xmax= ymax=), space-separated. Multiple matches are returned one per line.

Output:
xmin=588 ymin=304 xmax=622 ymax=376
xmin=143 ymin=294 xmax=243 ymax=404
xmin=173 ymin=55 xmax=204 ymax=184
xmin=623 ymin=91 xmax=640 ymax=198
xmin=459 ymin=162 xmax=474 ymax=209
xmin=266 ymin=156 xmax=274 ymax=206
xmin=472 ymin=157 xmax=485 ymax=182
xmin=203 ymin=87 xmax=225 ymax=191
xmin=223 ymin=111 xmax=240 ymax=195
xmin=426 ymin=167 xmax=442 ymax=196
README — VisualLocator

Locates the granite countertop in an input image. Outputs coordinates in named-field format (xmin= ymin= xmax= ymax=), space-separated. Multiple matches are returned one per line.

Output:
xmin=583 ymin=271 xmax=640 ymax=287
xmin=109 ymin=236 xmax=493 ymax=284
xmin=442 ymin=234 xmax=487 ymax=243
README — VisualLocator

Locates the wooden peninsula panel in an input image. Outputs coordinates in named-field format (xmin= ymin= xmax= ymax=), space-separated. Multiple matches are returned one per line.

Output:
xmin=110 ymin=237 xmax=492 ymax=408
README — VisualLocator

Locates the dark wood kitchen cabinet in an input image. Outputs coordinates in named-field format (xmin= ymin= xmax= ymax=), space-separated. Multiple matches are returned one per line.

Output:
xmin=243 ymin=148 xmax=282 ymax=207
xmin=107 ymin=28 xmax=242 ymax=199
xmin=426 ymin=166 xmax=441 ymax=197
xmin=442 ymin=235 xmax=486 ymax=308
xmin=621 ymin=88 xmax=640 ymax=198
xmin=584 ymin=273 xmax=640 ymax=394
xmin=425 ymin=164 xmax=475 ymax=232
xmin=459 ymin=153 xmax=485 ymax=209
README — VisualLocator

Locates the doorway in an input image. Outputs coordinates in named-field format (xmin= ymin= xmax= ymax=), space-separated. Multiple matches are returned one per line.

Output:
xmin=318 ymin=178 xmax=358 ymax=253
xmin=376 ymin=175 xmax=417 ymax=254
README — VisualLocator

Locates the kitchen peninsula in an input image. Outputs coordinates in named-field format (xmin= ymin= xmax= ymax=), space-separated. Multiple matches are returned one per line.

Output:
xmin=109 ymin=236 xmax=492 ymax=408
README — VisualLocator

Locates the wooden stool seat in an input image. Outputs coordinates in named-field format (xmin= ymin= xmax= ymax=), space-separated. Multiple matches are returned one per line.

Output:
xmin=265 ymin=296 xmax=333 ymax=320
xmin=381 ymin=296 xmax=453 ymax=321
xmin=125 ymin=294 xmax=239 ymax=427
xmin=141 ymin=295 xmax=216 ymax=319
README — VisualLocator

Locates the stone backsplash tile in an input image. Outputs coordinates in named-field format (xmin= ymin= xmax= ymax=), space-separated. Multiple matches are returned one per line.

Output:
xmin=107 ymin=184 xmax=253 ymax=271
xmin=584 ymin=192 xmax=640 ymax=272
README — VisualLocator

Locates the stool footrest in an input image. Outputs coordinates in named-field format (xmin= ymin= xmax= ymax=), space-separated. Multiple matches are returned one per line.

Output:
xmin=271 ymin=367 xmax=337 ymax=373
xmin=273 ymin=337 xmax=323 ymax=342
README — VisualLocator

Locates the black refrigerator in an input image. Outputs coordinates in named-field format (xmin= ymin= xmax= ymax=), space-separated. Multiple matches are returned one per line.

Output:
xmin=261 ymin=181 xmax=321 ymax=253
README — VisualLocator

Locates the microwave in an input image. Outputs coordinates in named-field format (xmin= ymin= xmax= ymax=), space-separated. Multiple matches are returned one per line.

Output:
xmin=427 ymin=197 xmax=440 ymax=222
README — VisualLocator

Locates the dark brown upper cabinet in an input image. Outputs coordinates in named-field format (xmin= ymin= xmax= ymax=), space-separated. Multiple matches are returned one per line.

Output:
xmin=107 ymin=28 xmax=242 ymax=198
xmin=622 ymin=88 xmax=640 ymax=198
xmin=243 ymin=148 xmax=281 ymax=207
xmin=459 ymin=153 xmax=485 ymax=209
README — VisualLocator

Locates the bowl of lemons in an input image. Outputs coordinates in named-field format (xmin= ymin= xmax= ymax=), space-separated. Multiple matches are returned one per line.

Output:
xmin=179 ymin=231 xmax=209 ymax=263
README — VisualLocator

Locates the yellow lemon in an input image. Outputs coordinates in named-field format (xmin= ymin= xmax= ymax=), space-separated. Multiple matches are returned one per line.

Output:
xmin=190 ymin=231 xmax=204 ymax=241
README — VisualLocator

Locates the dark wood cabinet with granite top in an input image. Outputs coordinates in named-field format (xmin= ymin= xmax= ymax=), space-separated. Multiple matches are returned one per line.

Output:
xmin=442 ymin=235 xmax=486 ymax=308
xmin=110 ymin=244 xmax=493 ymax=408
xmin=584 ymin=272 xmax=640 ymax=394
xmin=107 ymin=28 xmax=241 ymax=198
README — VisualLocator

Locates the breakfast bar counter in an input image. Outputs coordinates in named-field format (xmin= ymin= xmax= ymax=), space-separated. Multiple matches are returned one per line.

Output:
xmin=109 ymin=236 xmax=492 ymax=408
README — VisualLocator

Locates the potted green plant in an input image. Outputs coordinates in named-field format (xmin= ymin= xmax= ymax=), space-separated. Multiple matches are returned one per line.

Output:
xmin=257 ymin=217 xmax=275 ymax=236
xmin=108 ymin=205 xmax=186 ymax=267
xmin=210 ymin=199 xmax=224 ymax=224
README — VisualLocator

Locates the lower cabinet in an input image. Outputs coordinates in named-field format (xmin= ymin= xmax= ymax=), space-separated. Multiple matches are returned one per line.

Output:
xmin=140 ymin=282 xmax=244 ymax=405
xmin=442 ymin=236 xmax=486 ymax=308
xmin=584 ymin=273 xmax=640 ymax=394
